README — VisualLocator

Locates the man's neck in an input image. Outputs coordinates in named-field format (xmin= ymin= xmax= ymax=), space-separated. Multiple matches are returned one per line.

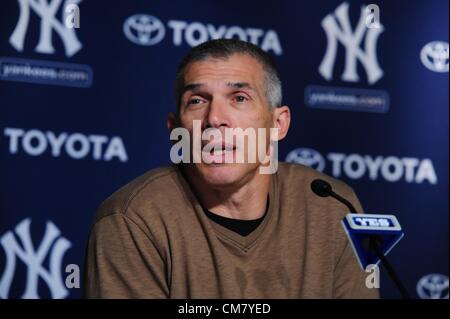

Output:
xmin=183 ymin=166 xmax=271 ymax=220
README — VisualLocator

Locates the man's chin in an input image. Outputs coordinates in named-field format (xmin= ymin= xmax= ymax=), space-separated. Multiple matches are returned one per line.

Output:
xmin=194 ymin=163 xmax=254 ymax=187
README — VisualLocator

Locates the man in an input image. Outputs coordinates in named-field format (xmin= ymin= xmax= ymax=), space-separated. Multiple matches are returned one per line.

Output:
xmin=84 ymin=39 xmax=378 ymax=299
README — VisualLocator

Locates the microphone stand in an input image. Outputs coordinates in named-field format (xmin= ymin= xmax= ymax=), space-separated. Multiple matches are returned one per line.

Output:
xmin=328 ymin=189 xmax=411 ymax=299
xmin=321 ymin=184 xmax=411 ymax=299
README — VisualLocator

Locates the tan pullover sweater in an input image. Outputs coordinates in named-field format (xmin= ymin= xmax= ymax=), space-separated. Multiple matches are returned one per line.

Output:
xmin=84 ymin=162 xmax=379 ymax=299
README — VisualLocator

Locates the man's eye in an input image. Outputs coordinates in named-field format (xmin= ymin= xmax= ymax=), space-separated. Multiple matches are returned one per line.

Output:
xmin=234 ymin=95 xmax=248 ymax=103
xmin=188 ymin=98 xmax=203 ymax=105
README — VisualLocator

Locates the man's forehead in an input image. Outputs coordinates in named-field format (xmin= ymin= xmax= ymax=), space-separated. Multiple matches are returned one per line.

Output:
xmin=188 ymin=53 xmax=262 ymax=67
xmin=183 ymin=56 xmax=264 ymax=91
xmin=182 ymin=81 xmax=256 ymax=93
xmin=185 ymin=54 xmax=263 ymax=76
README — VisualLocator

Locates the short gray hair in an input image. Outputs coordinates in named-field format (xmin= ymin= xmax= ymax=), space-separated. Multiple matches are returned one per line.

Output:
xmin=174 ymin=39 xmax=282 ymax=110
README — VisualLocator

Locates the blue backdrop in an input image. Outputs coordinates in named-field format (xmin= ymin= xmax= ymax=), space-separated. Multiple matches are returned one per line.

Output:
xmin=0 ymin=0 xmax=448 ymax=299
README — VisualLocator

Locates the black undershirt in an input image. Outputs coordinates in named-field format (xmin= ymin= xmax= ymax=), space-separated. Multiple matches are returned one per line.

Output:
xmin=204 ymin=198 xmax=269 ymax=237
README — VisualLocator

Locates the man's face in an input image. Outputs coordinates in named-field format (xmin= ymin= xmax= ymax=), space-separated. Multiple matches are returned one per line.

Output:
xmin=177 ymin=53 xmax=275 ymax=187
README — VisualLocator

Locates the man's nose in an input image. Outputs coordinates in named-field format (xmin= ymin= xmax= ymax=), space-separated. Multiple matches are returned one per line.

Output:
xmin=204 ymin=97 xmax=231 ymax=130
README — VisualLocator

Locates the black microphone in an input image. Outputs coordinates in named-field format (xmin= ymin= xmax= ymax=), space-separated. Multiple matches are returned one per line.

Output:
xmin=311 ymin=179 xmax=358 ymax=214
xmin=311 ymin=178 xmax=411 ymax=299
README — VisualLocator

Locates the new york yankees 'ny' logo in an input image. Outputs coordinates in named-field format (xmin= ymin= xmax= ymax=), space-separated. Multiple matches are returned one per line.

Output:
xmin=9 ymin=0 xmax=82 ymax=57
xmin=0 ymin=218 xmax=71 ymax=299
xmin=319 ymin=2 xmax=384 ymax=84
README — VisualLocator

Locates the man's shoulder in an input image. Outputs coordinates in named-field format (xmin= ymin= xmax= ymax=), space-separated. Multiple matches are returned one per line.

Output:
xmin=93 ymin=166 xmax=181 ymax=224
xmin=277 ymin=162 xmax=356 ymax=201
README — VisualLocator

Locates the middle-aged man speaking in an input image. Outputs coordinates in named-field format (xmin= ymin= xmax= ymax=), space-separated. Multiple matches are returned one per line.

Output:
xmin=84 ymin=39 xmax=378 ymax=299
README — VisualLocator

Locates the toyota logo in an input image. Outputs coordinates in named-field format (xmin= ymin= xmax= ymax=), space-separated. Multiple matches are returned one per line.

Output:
xmin=417 ymin=273 xmax=449 ymax=299
xmin=285 ymin=148 xmax=326 ymax=172
xmin=420 ymin=41 xmax=449 ymax=73
xmin=123 ymin=14 xmax=165 ymax=46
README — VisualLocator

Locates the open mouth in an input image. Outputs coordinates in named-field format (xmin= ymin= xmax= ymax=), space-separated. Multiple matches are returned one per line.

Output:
xmin=201 ymin=143 xmax=237 ymax=163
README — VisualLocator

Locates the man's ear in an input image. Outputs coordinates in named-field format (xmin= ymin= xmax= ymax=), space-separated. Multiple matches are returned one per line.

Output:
xmin=167 ymin=112 xmax=179 ymax=132
xmin=272 ymin=106 xmax=291 ymax=141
